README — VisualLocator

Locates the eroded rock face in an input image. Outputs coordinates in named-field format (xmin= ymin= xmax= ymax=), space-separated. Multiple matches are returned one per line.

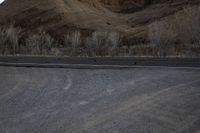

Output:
xmin=76 ymin=0 xmax=194 ymax=13
xmin=0 ymin=0 xmax=199 ymax=41
xmin=98 ymin=0 xmax=151 ymax=13
xmin=98 ymin=0 xmax=181 ymax=13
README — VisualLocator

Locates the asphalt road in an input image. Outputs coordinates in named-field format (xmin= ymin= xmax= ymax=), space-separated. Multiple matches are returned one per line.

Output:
xmin=0 ymin=56 xmax=200 ymax=68
xmin=0 ymin=57 xmax=200 ymax=133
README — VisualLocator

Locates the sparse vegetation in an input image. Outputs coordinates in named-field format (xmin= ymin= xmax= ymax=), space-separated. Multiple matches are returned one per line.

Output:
xmin=25 ymin=30 xmax=55 ymax=55
xmin=84 ymin=31 xmax=121 ymax=56
xmin=64 ymin=30 xmax=82 ymax=56
xmin=148 ymin=5 xmax=200 ymax=56
xmin=0 ymin=5 xmax=200 ymax=57
xmin=63 ymin=30 xmax=122 ymax=56
xmin=0 ymin=24 xmax=21 ymax=55
xmin=148 ymin=21 xmax=176 ymax=56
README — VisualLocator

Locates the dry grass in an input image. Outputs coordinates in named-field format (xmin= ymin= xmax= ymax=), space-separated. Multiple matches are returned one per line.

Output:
xmin=63 ymin=30 xmax=122 ymax=56
xmin=0 ymin=24 xmax=21 ymax=55
xmin=148 ymin=21 xmax=176 ymax=56
xmin=84 ymin=31 xmax=122 ymax=56
xmin=0 ymin=5 xmax=200 ymax=58
xmin=25 ymin=30 xmax=55 ymax=55
xmin=64 ymin=30 xmax=82 ymax=56
xmin=148 ymin=5 xmax=200 ymax=56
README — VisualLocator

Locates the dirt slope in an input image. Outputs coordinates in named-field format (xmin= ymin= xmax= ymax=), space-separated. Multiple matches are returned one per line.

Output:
xmin=0 ymin=0 xmax=199 ymax=40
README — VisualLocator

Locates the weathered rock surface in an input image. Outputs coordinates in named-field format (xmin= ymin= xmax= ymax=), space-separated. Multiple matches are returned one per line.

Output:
xmin=0 ymin=0 xmax=199 ymax=40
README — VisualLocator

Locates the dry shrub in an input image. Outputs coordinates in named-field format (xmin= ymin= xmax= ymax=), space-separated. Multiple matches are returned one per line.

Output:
xmin=0 ymin=25 xmax=123 ymax=56
xmin=148 ymin=21 xmax=176 ymax=56
xmin=84 ymin=30 xmax=122 ymax=56
xmin=25 ymin=30 xmax=55 ymax=55
xmin=63 ymin=30 xmax=122 ymax=56
xmin=64 ymin=30 xmax=82 ymax=56
xmin=0 ymin=24 xmax=21 ymax=55
xmin=148 ymin=5 xmax=200 ymax=56
xmin=172 ymin=6 xmax=200 ymax=46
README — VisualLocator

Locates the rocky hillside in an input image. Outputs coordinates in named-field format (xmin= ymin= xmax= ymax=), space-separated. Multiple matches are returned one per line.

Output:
xmin=0 ymin=0 xmax=199 ymax=40
xmin=98 ymin=0 xmax=150 ymax=12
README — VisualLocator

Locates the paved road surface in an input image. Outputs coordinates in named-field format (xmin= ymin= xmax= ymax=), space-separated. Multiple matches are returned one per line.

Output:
xmin=0 ymin=57 xmax=200 ymax=133
xmin=0 ymin=63 xmax=200 ymax=133
xmin=0 ymin=56 xmax=200 ymax=68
